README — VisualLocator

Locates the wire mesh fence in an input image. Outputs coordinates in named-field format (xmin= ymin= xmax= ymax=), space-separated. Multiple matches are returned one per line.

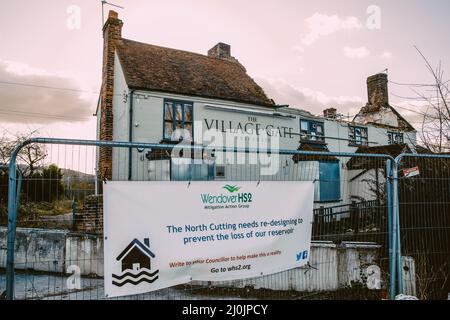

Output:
xmin=0 ymin=139 xmax=395 ymax=300
xmin=396 ymin=154 xmax=450 ymax=300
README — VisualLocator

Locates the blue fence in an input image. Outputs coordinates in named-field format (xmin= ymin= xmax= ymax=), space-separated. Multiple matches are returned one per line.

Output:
xmin=2 ymin=138 xmax=447 ymax=300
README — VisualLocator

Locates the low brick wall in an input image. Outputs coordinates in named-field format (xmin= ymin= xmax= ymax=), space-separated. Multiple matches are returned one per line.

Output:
xmin=74 ymin=195 xmax=103 ymax=234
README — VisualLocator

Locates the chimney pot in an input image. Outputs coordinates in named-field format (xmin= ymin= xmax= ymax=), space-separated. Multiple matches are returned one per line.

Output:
xmin=108 ymin=10 xmax=118 ymax=19
xmin=144 ymin=238 xmax=150 ymax=247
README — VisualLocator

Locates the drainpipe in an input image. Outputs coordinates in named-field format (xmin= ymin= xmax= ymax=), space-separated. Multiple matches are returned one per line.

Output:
xmin=128 ymin=89 xmax=135 ymax=181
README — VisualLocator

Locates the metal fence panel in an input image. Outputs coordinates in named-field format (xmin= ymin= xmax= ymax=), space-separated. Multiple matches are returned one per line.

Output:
xmin=1 ymin=138 xmax=395 ymax=300
xmin=395 ymin=154 xmax=450 ymax=300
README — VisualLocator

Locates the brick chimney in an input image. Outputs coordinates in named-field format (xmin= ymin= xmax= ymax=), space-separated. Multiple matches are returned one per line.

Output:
xmin=367 ymin=73 xmax=389 ymax=106
xmin=99 ymin=10 xmax=123 ymax=181
xmin=208 ymin=42 xmax=231 ymax=59
xmin=323 ymin=108 xmax=337 ymax=119
xmin=207 ymin=42 xmax=246 ymax=71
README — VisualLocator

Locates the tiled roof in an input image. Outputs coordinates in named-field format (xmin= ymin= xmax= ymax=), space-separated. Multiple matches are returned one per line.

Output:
xmin=346 ymin=143 xmax=411 ymax=169
xmin=115 ymin=39 xmax=275 ymax=107
xmin=351 ymin=143 xmax=411 ymax=157
xmin=292 ymin=143 xmax=338 ymax=162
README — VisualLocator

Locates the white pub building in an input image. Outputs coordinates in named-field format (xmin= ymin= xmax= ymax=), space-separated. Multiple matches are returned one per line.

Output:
xmin=96 ymin=11 xmax=416 ymax=211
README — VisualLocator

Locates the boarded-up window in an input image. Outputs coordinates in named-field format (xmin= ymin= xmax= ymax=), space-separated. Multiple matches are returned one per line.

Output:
xmin=319 ymin=161 xmax=341 ymax=202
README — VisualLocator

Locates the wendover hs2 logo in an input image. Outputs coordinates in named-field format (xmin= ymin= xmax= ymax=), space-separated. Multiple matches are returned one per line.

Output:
xmin=200 ymin=185 xmax=253 ymax=204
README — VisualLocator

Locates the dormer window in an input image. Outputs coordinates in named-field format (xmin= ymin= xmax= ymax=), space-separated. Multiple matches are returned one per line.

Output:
xmin=300 ymin=120 xmax=325 ymax=143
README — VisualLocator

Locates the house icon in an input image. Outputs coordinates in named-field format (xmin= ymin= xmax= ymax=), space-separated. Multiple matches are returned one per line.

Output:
xmin=116 ymin=238 xmax=155 ymax=272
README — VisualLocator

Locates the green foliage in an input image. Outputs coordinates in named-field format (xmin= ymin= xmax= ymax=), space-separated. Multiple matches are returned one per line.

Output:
xmin=23 ymin=164 xmax=65 ymax=202
xmin=0 ymin=169 xmax=7 ymax=204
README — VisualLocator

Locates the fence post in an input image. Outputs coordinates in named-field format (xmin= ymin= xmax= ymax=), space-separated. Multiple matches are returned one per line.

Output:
xmin=6 ymin=149 xmax=19 ymax=300
xmin=391 ymin=160 xmax=400 ymax=298
xmin=0 ymin=164 xmax=6 ymax=225
xmin=393 ymin=158 xmax=404 ymax=295
xmin=15 ymin=171 xmax=22 ymax=215
xmin=392 ymin=158 xmax=405 ymax=297
xmin=386 ymin=159 xmax=395 ymax=299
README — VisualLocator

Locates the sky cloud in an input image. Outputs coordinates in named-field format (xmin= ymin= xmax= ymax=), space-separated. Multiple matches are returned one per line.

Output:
xmin=381 ymin=51 xmax=393 ymax=59
xmin=392 ymin=100 xmax=427 ymax=124
xmin=0 ymin=60 xmax=95 ymax=124
xmin=300 ymin=13 xmax=363 ymax=46
xmin=257 ymin=77 xmax=364 ymax=116
xmin=1 ymin=0 xmax=448 ymax=142
xmin=343 ymin=46 xmax=370 ymax=59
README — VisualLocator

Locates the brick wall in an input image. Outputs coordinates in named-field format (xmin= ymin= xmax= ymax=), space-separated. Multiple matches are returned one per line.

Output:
xmin=367 ymin=73 xmax=388 ymax=106
xmin=74 ymin=195 xmax=103 ymax=233
xmin=99 ymin=11 xmax=123 ymax=181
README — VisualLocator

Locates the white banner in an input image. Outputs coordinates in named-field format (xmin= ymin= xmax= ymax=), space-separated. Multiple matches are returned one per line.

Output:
xmin=104 ymin=181 xmax=314 ymax=298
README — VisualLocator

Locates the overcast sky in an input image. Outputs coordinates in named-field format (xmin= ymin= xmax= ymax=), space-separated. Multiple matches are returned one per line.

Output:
xmin=0 ymin=0 xmax=449 ymax=139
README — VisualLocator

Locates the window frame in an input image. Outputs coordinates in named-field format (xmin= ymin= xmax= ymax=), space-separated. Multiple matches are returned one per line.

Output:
xmin=300 ymin=119 xmax=325 ymax=143
xmin=387 ymin=131 xmax=404 ymax=145
xmin=214 ymin=165 xmax=226 ymax=179
xmin=348 ymin=125 xmax=368 ymax=147
xmin=163 ymin=98 xmax=194 ymax=142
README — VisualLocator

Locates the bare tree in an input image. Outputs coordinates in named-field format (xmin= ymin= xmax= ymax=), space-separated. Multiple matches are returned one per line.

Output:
xmin=408 ymin=47 xmax=450 ymax=153
xmin=0 ymin=129 xmax=15 ymax=165
xmin=0 ymin=130 xmax=47 ymax=176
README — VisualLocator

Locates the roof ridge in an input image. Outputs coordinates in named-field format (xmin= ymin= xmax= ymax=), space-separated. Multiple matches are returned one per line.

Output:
xmin=120 ymin=38 xmax=241 ymax=67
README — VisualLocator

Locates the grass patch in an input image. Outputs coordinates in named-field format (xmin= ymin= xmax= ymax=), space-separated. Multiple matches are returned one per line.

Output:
xmin=19 ymin=200 xmax=74 ymax=217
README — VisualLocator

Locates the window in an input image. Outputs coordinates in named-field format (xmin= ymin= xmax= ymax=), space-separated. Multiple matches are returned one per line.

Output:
xmin=388 ymin=131 xmax=404 ymax=145
xmin=300 ymin=120 xmax=325 ymax=143
xmin=215 ymin=165 xmax=226 ymax=178
xmin=171 ymin=158 xmax=214 ymax=181
xmin=319 ymin=161 xmax=341 ymax=202
xmin=164 ymin=100 xmax=193 ymax=141
xmin=349 ymin=126 xmax=368 ymax=146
